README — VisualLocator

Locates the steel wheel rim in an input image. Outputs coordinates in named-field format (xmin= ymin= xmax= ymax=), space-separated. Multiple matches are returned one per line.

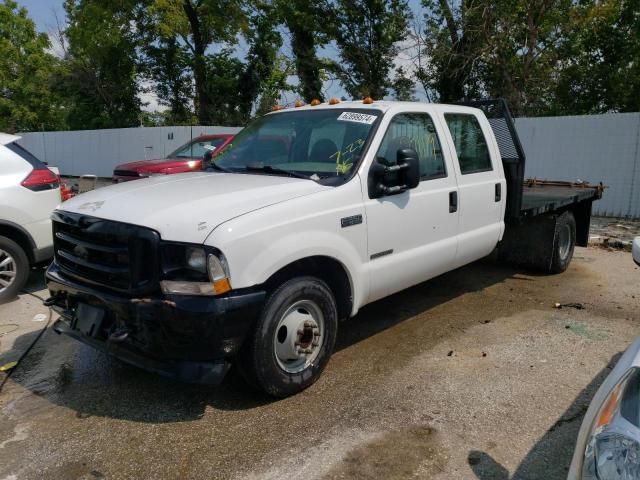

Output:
xmin=558 ymin=224 xmax=571 ymax=260
xmin=0 ymin=249 xmax=17 ymax=293
xmin=273 ymin=299 xmax=325 ymax=374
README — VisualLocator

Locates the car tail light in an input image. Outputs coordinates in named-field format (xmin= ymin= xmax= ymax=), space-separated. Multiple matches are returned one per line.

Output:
xmin=21 ymin=168 xmax=60 ymax=192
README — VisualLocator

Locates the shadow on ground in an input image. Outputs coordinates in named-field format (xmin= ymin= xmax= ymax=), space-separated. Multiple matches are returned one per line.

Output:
xmin=468 ymin=353 xmax=621 ymax=480
xmin=3 ymin=256 xmax=543 ymax=423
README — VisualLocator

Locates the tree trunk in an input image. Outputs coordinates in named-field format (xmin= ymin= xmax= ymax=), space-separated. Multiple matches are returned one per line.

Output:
xmin=183 ymin=1 xmax=210 ymax=124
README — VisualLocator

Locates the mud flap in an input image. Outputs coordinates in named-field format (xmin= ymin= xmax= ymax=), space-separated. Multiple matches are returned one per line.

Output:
xmin=498 ymin=214 xmax=558 ymax=272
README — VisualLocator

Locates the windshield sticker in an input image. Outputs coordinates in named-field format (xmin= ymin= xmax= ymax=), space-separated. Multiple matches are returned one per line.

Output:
xmin=337 ymin=112 xmax=377 ymax=125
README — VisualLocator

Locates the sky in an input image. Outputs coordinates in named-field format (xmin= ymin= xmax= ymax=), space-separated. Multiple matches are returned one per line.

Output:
xmin=16 ymin=0 xmax=427 ymax=110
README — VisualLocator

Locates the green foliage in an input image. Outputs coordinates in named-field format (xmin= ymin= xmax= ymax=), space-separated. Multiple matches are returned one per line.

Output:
xmin=555 ymin=0 xmax=640 ymax=114
xmin=5 ymin=0 xmax=640 ymax=132
xmin=61 ymin=0 xmax=145 ymax=129
xmin=0 ymin=0 xmax=66 ymax=132
xmin=275 ymin=0 xmax=330 ymax=102
xmin=392 ymin=66 xmax=417 ymax=101
xmin=329 ymin=0 xmax=412 ymax=99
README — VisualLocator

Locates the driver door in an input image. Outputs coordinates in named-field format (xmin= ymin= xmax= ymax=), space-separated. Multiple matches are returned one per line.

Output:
xmin=363 ymin=112 xmax=459 ymax=303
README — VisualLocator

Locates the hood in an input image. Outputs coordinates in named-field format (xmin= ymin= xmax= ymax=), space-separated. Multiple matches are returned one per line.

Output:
xmin=59 ymin=172 xmax=328 ymax=243
xmin=115 ymin=157 xmax=199 ymax=172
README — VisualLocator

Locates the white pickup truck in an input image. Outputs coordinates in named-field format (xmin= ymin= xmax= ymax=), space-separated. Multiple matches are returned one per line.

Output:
xmin=45 ymin=99 xmax=603 ymax=397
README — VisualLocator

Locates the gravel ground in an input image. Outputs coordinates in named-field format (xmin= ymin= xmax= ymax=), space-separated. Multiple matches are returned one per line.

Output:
xmin=0 ymin=247 xmax=639 ymax=480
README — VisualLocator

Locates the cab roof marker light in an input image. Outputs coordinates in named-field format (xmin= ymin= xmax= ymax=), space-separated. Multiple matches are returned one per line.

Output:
xmin=271 ymin=105 xmax=284 ymax=112
xmin=329 ymin=98 xmax=340 ymax=105
xmin=363 ymin=96 xmax=374 ymax=104
xmin=310 ymin=99 xmax=321 ymax=106
xmin=294 ymin=100 xmax=304 ymax=107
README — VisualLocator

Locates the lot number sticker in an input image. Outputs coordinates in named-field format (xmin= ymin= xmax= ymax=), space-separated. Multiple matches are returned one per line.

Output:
xmin=337 ymin=112 xmax=378 ymax=125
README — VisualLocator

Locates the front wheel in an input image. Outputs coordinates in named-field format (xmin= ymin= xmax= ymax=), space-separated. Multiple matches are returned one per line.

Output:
xmin=237 ymin=276 xmax=338 ymax=398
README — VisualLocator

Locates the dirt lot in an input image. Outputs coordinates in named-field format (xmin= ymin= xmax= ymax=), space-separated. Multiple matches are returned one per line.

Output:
xmin=0 ymin=247 xmax=638 ymax=480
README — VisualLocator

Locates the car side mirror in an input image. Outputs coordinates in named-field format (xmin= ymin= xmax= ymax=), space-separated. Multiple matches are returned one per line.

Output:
xmin=370 ymin=148 xmax=420 ymax=198
xmin=203 ymin=150 xmax=213 ymax=163
xmin=633 ymin=237 xmax=640 ymax=266
xmin=397 ymin=148 xmax=420 ymax=189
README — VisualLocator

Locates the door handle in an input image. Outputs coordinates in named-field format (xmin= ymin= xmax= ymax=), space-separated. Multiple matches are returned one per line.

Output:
xmin=495 ymin=183 xmax=501 ymax=202
xmin=449 ymin=191 xmax=458 ymax=213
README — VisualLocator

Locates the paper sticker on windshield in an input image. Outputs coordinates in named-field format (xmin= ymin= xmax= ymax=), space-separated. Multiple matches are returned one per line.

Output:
xmin=337 ymin=112 xmax=377 ymax=125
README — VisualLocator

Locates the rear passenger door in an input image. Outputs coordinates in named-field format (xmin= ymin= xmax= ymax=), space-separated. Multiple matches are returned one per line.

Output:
xmin=442 ymin=112 xmax=504 ymax=268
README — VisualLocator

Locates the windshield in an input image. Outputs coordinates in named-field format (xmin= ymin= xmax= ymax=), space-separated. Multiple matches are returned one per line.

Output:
xmin=214 ymin=108 xmax=382 ymax=180
xmin=169 ymin=137 xmax=227 ymax=159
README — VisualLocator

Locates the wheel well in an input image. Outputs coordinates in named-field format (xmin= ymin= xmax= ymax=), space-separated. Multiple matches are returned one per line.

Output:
xmin=265 ymin=256 xmax=353 ymax=320
xmin=0 ymin=224 xmax=34 ymax=263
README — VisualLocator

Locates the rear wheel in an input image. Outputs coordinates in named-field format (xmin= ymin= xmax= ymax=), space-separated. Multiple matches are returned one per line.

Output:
xmin=550 ymin=211 xmax=576 ymax=273
xmin=0 ymin=236 xmax=29 ymax=303
xmin=237 ymin=276 xmax=338 ymax=397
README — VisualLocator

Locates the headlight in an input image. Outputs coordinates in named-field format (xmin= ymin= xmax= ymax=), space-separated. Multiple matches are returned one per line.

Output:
xmin=160 ymin=243 xmax=231 ymax=296
xmin=582 ymin=368 xmax=640 ymax=479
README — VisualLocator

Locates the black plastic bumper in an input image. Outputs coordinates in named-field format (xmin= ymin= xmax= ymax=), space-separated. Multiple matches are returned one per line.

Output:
xmin=45 ymin=262 xmax=265 ymax=385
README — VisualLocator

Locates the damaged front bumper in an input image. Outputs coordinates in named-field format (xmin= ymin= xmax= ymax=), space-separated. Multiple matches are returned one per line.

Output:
xmin=45 ymin=262 xmax=265 ymax=385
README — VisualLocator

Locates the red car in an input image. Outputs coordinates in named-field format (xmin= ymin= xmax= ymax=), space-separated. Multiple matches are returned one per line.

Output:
xmin=112 ymin=134 xmax=234 ymax=183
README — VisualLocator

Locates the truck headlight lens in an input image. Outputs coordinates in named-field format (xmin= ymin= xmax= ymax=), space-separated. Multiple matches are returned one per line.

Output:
xmin=582 ymin=368 xmax=640 ymax=479
xmin=160 ymin=243 xmax=231 ymax=295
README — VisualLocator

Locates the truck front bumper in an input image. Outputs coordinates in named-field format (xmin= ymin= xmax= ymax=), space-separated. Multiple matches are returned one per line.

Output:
xmin=45 ymin=262 xmax=265 ymax=385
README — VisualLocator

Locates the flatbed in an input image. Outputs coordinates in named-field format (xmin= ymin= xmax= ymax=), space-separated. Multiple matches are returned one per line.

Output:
xmin=520 ymin=181 xmax=604 ymax=218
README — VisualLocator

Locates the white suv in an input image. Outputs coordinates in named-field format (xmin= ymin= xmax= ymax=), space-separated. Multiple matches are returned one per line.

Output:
xmin=0 ymin=133 xmax=61 ymax=302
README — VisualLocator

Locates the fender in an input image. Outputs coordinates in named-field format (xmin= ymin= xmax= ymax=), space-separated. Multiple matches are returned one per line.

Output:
xmin=0 ymin=219 xmax=37 ymax=258
xmin=206 ymin=178 xmax=369 ymax=316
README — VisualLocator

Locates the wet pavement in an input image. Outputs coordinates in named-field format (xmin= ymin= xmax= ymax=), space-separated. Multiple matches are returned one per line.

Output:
xmin=0 ymin=247 xmax=639 ymax=479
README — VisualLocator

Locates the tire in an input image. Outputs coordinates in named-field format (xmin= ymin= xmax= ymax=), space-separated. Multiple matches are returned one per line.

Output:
xmin=550 ymin=211 xmax=576 ymax=273
xmin=237 ymin=276 xmax=338 ymax=398
xmin=0 ymin=236 xmax=30 ymax=303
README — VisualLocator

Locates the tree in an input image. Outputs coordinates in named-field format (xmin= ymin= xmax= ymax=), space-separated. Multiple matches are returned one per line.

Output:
xmin=275 ymin=0 xmax=329 ymax=102
xmin=0 ymin=0 xmax=66 ymax=132
xmin=419 ymin=0 xmax=574 ymax=116
xmin=555 ymin=0 xmax=640 ymax=114
xmin=61 ymin=0 xmax=145 ymax=129
xmin=330 ymin=0 xmax=411 ymax=100
xmin=151 ymin=0 xmax=246 ymax=124
xmin=418 ymin=0 xmax=489 ymax=103
xmin=144 ymin=37 xmax=195 ymax=124
xmin=391 ymin=66 xmax=417 ymax=101
xmin=238 ymin=3 xmax=285 ymax=120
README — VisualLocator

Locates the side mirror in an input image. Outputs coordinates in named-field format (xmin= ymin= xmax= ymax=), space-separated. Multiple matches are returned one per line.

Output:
xmin=369 ymin=148 xmax=420 ymax=197
xmin=203 ymin=150 xmax=213 ymax=163
xmin=397 ymin=148 xmax=420 ymax=190
xmin=633 ymin=237 xmax=640 ymax=266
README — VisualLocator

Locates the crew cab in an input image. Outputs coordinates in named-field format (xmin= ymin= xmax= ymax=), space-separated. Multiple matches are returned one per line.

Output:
xmin=45 ymin=99 xmax=603 ymax=397
xmin=112 ymin=133 xmax=234 ymax=183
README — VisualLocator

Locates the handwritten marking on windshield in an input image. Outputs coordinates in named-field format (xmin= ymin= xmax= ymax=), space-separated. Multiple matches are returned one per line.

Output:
xmin=330 ymin=138 xmax=365 ymax=174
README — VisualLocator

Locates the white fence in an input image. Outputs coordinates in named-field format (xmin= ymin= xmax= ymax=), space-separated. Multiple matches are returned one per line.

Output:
xmin=515 ymin=113 xmax=640 ymax=218
xmin=18 ymin=125 xmax=241 ymax=178
xmin=16 ymin=113 xmax=640 ymax=218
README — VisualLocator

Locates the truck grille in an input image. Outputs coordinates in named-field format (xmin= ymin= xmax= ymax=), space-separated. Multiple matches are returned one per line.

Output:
xmin=52 ymin=211 xmax=160 ymax=294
